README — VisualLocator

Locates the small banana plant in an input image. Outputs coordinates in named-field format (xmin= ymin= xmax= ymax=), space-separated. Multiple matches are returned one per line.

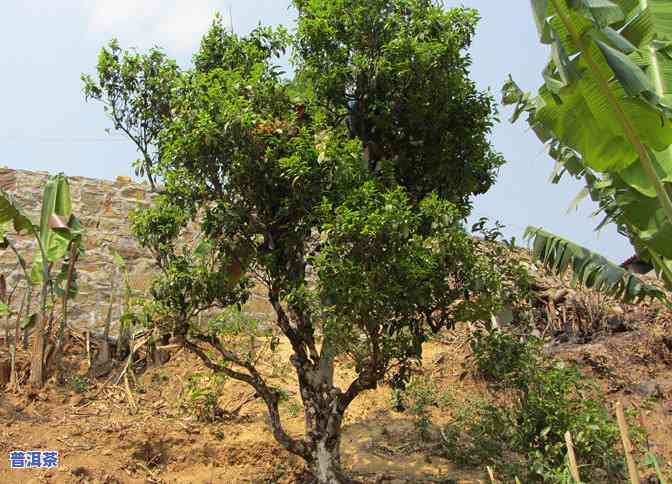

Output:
xmin=0 ymin=173 xmax=83 ymax=388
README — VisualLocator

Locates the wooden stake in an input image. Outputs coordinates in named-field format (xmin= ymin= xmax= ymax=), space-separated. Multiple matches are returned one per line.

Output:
xmin=486 ymin=465 xmax=497 ymax=483
xmin=8 ymin=343 xmax=17 ymax=391
xmin=615 ymin=401 xmax=640 ymax=484
xmin=85 ymin=330 xmax=91 ymax=369
xmin=564 ymin=431 xmax=581 ymax=483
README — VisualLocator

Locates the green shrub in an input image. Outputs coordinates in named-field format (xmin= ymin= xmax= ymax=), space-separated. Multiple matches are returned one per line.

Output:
xmin=400 ymin=376 xmax=438 ymax=439
xmin=70 ymin=375 xmax=91 ymax=394
xmin=440 ymin=396 xmax=512 ymax=468
xmin=285 ymin=400 xmax=302 ymax=418
xmin=467 ymin=329 xmax=539 ymax=386
xmin=444 ymin=330 xmax=628 ymax=482
xmin=179 ymin=373 xmax=226 ymax=422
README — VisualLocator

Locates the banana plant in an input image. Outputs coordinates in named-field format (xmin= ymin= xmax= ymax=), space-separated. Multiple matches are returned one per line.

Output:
xmin=0 ymin=174 xmax=82 ymax=388
xmin=525 ymin=226 xmax=667 ymax=305
xmin=504 ymin=0 xmax=672 ymax=291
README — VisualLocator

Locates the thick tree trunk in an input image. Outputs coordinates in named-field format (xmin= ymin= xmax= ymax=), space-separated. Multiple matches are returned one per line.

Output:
xmin=296 ymin=353 xmax=354 ymax=484
xmin=308 ymin=435 xmax=352 ymax=484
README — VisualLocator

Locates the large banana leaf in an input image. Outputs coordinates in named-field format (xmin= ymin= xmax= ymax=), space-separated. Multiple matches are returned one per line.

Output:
xmin=525 ymin=226 xmax=667 ymax=304
xmin=504 ymin=0 xmax=672 ymax=291
xmin=0 ymin=174 xmax=81 ymax=285
xmin=0 ymin=189 xmax=36 ymax=235
xmin=30 ymin=174 xmax=80 ymax=283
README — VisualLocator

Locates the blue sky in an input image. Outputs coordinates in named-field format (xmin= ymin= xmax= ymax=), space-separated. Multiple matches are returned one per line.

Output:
xmin=0 ymin=1 xmax=633 ymax=261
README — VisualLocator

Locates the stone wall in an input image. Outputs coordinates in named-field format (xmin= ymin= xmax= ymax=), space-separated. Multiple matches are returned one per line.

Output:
xmin=0 ymin=168 xmax=273 ymax=335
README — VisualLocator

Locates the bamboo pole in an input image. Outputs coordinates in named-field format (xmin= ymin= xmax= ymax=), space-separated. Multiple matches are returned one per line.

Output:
xmin=8 ymin=343 xmax=17 ymax=391
xmin=486 ymin=465 xmax=497 ymax=484
xmin=85 ymin=330 xmax=91 ymax=369
xmin=564 ymin=431 xmax=581 ymax=483
xmin=615 ymin=401 xmax=640 ymax=484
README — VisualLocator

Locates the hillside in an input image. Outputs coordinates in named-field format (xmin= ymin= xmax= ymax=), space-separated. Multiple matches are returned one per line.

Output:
xmin=1 ymin=257 xmax=671 ymax=483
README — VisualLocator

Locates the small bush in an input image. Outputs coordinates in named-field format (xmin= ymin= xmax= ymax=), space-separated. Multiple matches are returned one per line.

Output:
xmin=70 ymin=375 xmax=92 ymax=394
xmin=179 ymin=373 xmax=226 ymax=422
xmin=285 ymin=399 xmax=302 ymax=418
xmin=440 ymin=396 xmax=512 ymax=468
xmin=401 ymin=376 xmax=438 ymax=439
xmin=467 ymin=329 xmax=539 ymax=386
xmin=444 ymin=330 xmax=628 ymax=482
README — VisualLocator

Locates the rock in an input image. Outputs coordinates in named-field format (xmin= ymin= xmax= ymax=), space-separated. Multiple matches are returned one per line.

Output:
xmin=607 ymin=315 xmax=628 ymax=333
xmin=657 ymin=379 xmax=672 ymax=395
xmin=71 ymin=466 xmax=91 ymax=478
xmin=631 ymin=380 xmax=664 ymax=399
xmin=663 ymin=336 xmax=672 ymax=351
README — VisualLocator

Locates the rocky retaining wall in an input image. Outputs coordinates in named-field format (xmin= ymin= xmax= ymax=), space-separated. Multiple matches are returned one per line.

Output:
xmin=0 ymin=168 xmax=273 ymax=335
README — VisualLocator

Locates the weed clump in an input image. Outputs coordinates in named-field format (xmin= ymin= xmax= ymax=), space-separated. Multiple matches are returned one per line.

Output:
xmin=179 ymin=373 xmax=226 ymax=423
xmin=442 ymin=330 xmax=629 ymax=482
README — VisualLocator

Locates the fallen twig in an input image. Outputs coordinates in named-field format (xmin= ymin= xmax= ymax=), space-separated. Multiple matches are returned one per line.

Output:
xmin=123 ymin=372 xmax=137 ymax=414
xmin=615 ymin=401 xmax=640 ymax=484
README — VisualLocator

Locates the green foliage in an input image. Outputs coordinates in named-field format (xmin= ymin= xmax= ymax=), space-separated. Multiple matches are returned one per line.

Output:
xmin=503 ymin=0 xmax=672 ymax=290
xmin=82 ymin=39 xmax=179 ymax=189
xmin=644 ymin=451 xmax=670 ymax=484
xmin=179 ymin=373 xmax=227 ymax=423
xmin=399 ymin=375 xmax=437 ymax=439
xmin=446 ymin=330 xmax=627 ymax=482
xmin=293 ymin=0 xmax=504 ymax=207
xmin=70 ymin=375 xmax=91 ymax=394
xmin=0 ymin=174 xmax=83 ymax=386
xmin=208 ymin=308 xmax=274 ymax=367
xmin=194 ymin=13 xmax=290 ymax=74
xmin=467 ymin=329 xmax=540 ymax=387
xmin=130 ymin=197 xmax=251 ymax=340
xmin=127 ymin=5 xmax=517 ymax=373
xmin=0 ymin=174 xmax=83 ymax=289
xmin=0 ymin=190 xmax=34 ymax=236
xmin=440 ymin=396 xmax=512 ymax=468
xmin=469 ymin=217 xmax=535 ymax=318
xmin=284 ymin=399 xmax=303 ymax=418
xmin=312 ymin=186 xmax=514 ymax=371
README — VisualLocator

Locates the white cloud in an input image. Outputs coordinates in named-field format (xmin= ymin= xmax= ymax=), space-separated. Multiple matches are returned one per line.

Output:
xmin=84 ymin=0 xmax=223 ymax=53
xmin=16 ymin=1 xmax=294 ymax=57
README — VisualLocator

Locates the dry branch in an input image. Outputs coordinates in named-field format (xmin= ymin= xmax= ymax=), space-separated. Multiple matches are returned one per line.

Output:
xmin=564 ymin=431 xmax=581 ymax=482
xmin=615 ymin=401 xmax=640 ymax=484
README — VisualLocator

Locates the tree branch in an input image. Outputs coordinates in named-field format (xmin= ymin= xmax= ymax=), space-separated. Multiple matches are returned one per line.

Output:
xmin=183 ymin=335 xmax=309 ymax=459
xmin=268 ymin=286 xmax=309 ymax=362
